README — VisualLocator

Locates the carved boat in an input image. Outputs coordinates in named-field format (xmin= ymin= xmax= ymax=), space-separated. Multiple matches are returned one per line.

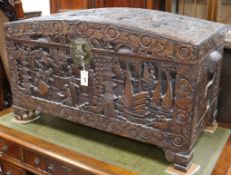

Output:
xmin=121 ymin=64 xmax=150 ymax=118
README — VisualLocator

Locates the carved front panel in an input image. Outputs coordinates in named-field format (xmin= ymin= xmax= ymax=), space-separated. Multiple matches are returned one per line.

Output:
xmin=13 ymin=41 xmax=180 ymax=126
xmin=6 ymin=31 xmax=195 ymax=153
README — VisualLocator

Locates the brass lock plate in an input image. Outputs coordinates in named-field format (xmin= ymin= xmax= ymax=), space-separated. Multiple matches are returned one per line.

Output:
xmin=70 ymin=38 xmax=92 ymax=65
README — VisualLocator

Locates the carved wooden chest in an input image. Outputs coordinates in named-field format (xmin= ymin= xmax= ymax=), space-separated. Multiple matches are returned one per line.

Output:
xmin=5 ymin=8 xmax=225 ymax=171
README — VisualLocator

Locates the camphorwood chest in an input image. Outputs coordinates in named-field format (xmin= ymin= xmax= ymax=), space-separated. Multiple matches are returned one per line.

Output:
xmin=5 ymin=8 xmax=226 ymax=171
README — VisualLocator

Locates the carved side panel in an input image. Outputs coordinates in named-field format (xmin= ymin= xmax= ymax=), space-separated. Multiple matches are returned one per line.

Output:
xmin=191 ymin=46 xmax=224 ymax=145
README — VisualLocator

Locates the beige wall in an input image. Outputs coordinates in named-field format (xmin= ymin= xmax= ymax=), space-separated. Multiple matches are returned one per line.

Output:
xmin=21 ymin=0 xmax=50 ymax=16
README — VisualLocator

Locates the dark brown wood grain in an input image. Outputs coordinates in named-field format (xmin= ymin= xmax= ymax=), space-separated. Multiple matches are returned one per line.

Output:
xmin=50 ymin=0 xmax=162 ymax=13
xmin=0 ymin=137 xmax=21 ymax=161
xmin=95 ymin=0 xmax=147 ymax=8
xmin=4 ymin=8 xmax=225 ymax=171
xmin=50 ymin=0 xmax=95 ymax=13
xmin=13 ymin=0 xmax=24 ymax=19
xmin=0 ymin=160 xmax=26 ymax=175
xmin=165 ymin=0 xmax=172 ymax=12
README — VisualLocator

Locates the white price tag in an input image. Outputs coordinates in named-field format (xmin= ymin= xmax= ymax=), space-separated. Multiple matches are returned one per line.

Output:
xmin=80 ymin=70 xmax=88 ymax=86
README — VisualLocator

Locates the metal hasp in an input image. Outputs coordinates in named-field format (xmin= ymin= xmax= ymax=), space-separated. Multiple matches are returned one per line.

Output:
xmin=70 ymin=38 xmax=92 ymax=65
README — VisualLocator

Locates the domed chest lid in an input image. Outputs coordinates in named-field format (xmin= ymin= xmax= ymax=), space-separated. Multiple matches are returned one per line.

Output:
xmin=14 ymin=8 xmax=226 ymax=45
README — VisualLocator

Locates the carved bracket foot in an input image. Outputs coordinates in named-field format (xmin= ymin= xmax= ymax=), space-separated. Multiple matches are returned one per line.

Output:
xmin=204 ymin=121 xmax=218 ymax=133
xmin=204 ymin=108 xmax=218 ymax=133
xmin=164 ymin=149 xmax=193 ymax=172
xmin=12 ymin=105 xmax=40 ymax=124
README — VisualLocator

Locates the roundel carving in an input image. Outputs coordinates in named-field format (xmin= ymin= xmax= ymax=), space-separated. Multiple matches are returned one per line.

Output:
xmin=105 ymin=26 xmax=119 ymax=39
xmin=174 ymin=110 xmax=188 ymax=124
xmin=76 ymin=22 xmax=88 ymax=34
xmin=140 ymin=35 xmax=152 ymax=47
xmin=177 ymin=46 xmax=192 ymax=60
xmin=6 ymin=27 xmax=13 ymax=36
xmin=52 ymin=23 xmax=63 ymax=33
xmin=30 ymin=23 xmax=37 ymax=32
xmin=172 ymin=136 xmax=184 ymax=147
xmin=176 ymin=79 xmax=192 ymax=96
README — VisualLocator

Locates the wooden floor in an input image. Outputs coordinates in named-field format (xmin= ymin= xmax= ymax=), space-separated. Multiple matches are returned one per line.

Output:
xmin=0 ymin=108 xmax=230 ymax=175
